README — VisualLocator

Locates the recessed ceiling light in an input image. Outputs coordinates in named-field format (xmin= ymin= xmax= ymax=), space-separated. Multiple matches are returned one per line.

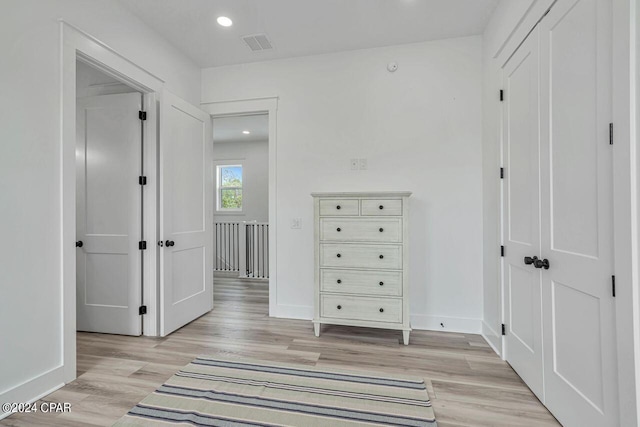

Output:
xmin=217 ymin=16 xmax=233 ymax=27
xmin=242 ymin=130 xmax=251 ymax=135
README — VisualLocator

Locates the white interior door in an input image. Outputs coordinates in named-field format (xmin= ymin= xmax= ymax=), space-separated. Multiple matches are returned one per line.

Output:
xmin=160 ymin=90 xmax=213 ymax=336
xmin=76 ymin=93 xmax=142 ymax=336
xmin=539 ymin=0 xmax=617 ymax=424
xmin=502 ymin=27 xmax=544 ymax=400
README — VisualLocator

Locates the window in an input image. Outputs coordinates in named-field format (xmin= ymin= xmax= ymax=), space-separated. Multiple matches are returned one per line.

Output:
xmin=217 ymin=165 xmax=243 ymax=211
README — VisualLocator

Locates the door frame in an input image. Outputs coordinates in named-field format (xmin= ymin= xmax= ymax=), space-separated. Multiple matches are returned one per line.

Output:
xmin=201 ymin=98 xmax=278 ymax=316
xmin=60 ymin=20 xmax=162 ymax=384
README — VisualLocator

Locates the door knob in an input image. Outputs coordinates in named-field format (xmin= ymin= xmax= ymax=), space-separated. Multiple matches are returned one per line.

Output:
xmin=76 ymin=241 xmax=83 ymax=248
xmin=524 ymin=256 xmax=538 ymax=265
xmin=534 ymin=258 xmax=550 ymax=270
xmin=165 ymin=240 xmax=175 ymax=247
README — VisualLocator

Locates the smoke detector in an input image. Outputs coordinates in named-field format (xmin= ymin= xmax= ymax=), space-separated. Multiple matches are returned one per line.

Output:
xmin=241 ymin=33 xmax=274 ymax=52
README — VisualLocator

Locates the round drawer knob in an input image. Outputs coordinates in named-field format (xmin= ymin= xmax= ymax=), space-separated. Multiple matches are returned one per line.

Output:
xmin=379 ymin=308 xmax=384 ymax=313
xmin=337 ymin=253 xmax=341 ymax=258
xmin=379 ymin=205 xmax=384 ymax=210
xmin=379 ymin=255 xmax=384 ymax=259
xmin=336 ymin=205 xmax=341 ymax=210
xmin=379 ymin=281 xmax=384 ymax=286
xmin=337 ymin=227 xmax=341 ymax=232
xmin=337 ymin=305 xmax=342 ymax=310
xmin=379 ymin=228 xmax=384 ymax=232
xmin=337 ymin=279 xmax=342 ymax=284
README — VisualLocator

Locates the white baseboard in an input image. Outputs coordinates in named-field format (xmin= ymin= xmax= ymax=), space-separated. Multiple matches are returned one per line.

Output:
xmin=272 ymin=304 xmax=313 ymax=320
xmin=271 ymin=306 xmax=482 ymax=334
xmin=0 ymin=366 xmax=65 ymax=421
xmin=409 ymin=314 xmax=482 ymax=334
xmin=481 ymin=320 xmax=502 ymax=357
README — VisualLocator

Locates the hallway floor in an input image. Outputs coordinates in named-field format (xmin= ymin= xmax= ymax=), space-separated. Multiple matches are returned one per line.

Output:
xmin=1 ymin=278 xmax=558 ymax=426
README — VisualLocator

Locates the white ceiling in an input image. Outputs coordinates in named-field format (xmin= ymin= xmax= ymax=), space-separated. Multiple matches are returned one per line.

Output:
xmin=118 ymin=0 xmax=498 ymax=68
xmin=213 ymin=114 xmax=269 ymax=144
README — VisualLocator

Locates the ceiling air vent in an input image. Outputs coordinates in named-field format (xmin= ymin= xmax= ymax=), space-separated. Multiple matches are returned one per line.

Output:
xmin=241 ymin=33 xmax=273 ymax=52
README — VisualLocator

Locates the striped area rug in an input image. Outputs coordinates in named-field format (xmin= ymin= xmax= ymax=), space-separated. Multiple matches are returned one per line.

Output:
xmin=114 ymin=356 xmax=437 ymax=426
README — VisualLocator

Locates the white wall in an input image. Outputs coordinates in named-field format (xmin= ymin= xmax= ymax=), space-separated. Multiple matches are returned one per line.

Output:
xmin=202 ymin=36 xmax=484 ymax=330
xmin=0 ymin=0 xmax=199 ymax=413
xmin=213 ymin=140 xmax=269 ymax=223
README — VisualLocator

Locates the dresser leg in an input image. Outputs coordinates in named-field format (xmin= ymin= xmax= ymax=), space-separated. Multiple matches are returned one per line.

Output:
xmin=402 ymin=330 xmax=410 ymax=345
xmin=313 ymin=322 xmax=321 ymax=337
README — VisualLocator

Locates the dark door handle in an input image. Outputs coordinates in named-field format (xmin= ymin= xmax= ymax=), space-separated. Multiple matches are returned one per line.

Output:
xmin=165 ymin=240 xmax=175 ymax=247
xmin=534 ymin=258 xmax=550 ymax=270
xmin=379 ymin=205 xmax=384 ymax=210
xmin=76 ymin=241 xmax=83 ymax=248
xmin=379 ymin=255 xmax=384 ymax=259
xmin=524 ymin=256 xmax=538 ymax=265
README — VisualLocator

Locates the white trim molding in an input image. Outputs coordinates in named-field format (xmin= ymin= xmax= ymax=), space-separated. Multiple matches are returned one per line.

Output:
xmin=481 ymin=321 xmax=502 ymax=357
xmin=410 ymin=314 xmax=482 ymax=334
xmin=60 ymin=20 xmax=164 ymax=385
xmin=0 ymin=366 xmax=65 ymax=421
xmin=612 ymin=0 xmax=640 ymax=424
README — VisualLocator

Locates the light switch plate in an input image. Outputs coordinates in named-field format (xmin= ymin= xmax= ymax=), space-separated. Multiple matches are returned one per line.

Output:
xmin=359 ymin=158 xmax=368 ymax=170
xmin=350 ymin=159 xmax=359 ymax=170
xmin=291 ymin=218 xmax=302 ymax=229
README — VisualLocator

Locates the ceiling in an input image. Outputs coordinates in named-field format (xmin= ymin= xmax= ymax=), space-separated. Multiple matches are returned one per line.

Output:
xmin=213 ymin=114 xmax=268 ymax=144
xmin=118 ymin=0 xmax=498 ymax=68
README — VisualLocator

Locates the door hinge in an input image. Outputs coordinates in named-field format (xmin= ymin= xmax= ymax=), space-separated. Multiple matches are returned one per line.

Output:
xmin=500 ymin=245 xmax=505 ymax=257
xmin=139 ymin=111 xmax=147 ymax=121
xmin=499 ymin=90 xmax=504 ymax=101
xmin=139 ymin=176 xmax=147 ymax=185
xmin=139 ymin=241 xmax=147 ymax=250
xmin=609 ymin=123 xmax=613 ymax=145
xmin=500 ymin=167 xmax=504 ymax=179
xmin=501 ymin=324 xmax=506 ymax=335
xmin=139 ymin=305 xmax=147 ymax=315
xmin=612 ymin=275 xmax=616 ymax=297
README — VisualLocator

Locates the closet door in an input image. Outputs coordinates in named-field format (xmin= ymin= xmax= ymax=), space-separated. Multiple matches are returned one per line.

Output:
xmin=539 ymin=0 xmax=617 ymax=425
xmin=501 ymin=27 xmax=544 ymax=399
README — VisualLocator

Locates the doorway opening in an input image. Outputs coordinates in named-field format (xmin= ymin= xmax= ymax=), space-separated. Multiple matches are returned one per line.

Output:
xmin=213 ymin=114 xmax=270 ymax=288
xmin=75 ymin=59 xmax=145 ymax=336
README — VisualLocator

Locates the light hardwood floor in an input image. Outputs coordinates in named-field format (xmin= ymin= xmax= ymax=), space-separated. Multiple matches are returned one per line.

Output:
xmin=2 ymin=278 xmax=559 ymax=426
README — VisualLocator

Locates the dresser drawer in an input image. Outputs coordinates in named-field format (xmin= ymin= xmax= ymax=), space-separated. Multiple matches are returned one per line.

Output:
xmin=319 ymin=199 xmax=359 ymax=216
xmin=320 ymin=244 xmax=402 ymax=270
xmin=320 ymin=218 xmax=401 ymax=242
xmin=321 ymin=294 xmax=402 ymax=323
xmin=320 ymin=269 xmax=402 ymax=296
xmin=361 ymin=199 xmax=403 ymax=216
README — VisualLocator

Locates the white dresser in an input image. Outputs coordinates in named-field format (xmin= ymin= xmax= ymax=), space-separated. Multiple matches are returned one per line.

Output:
xmin=312 ymin=191 xmax=412 ymax=345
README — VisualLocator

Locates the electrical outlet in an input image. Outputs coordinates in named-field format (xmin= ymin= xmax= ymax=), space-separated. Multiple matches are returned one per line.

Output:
xmin=359 ymin=158 xmax=368 ymax=170
xmin=290 ymin=218 xmax=302 ymax=229
xmin=350 ymin=159 xmax=359 ymax=170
